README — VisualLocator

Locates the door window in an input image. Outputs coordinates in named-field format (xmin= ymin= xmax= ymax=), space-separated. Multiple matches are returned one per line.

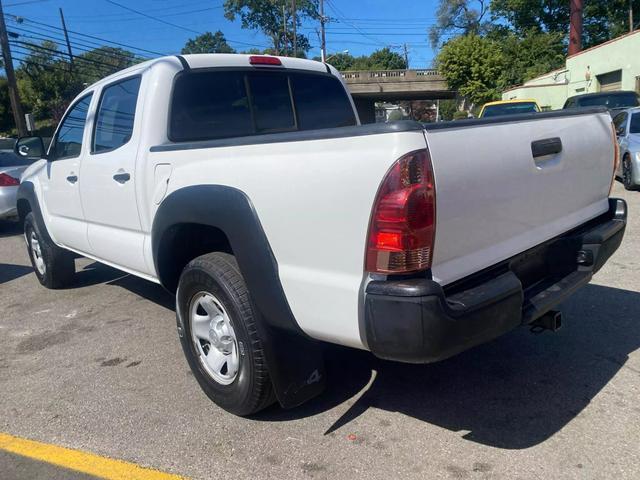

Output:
xmin=52 ymin=94 xmax=93 ymax=160
xmin=93 ymin=76 xmax=142 ymax=153
xmin=613 ymin=112 xmax=627 ymax=135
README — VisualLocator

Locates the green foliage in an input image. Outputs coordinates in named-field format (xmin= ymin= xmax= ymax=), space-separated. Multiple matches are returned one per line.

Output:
xmin=429 ymin=0 xmax=491 ymax=48
xmin=323 ymin=48 xmax=406 ymax=71
xmin=436 ymin=34 xmax=504 ymax=107
xmin=223 ymin=0 xmax=318 ymax=55
xmin=182 ymin=31 xmax=236 ymax=54
xmin=0 ymin=77 xmax=14 ymax=133
xmin=13 ymin=41 xmax=141 ymax=128
xmin=437 ymin=99 xmax=458 ymax=121
xmin=492 ymin=29 xmax=565 ymax=89
xmin=491 ymin=0 xmax=640 ymax=49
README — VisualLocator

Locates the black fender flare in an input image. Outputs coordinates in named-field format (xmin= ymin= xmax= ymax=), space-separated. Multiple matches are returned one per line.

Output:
xmin=16 ymin=181 xmax=51 ymax=242
xmin=152 ymin=185 xmax=326 ymax=408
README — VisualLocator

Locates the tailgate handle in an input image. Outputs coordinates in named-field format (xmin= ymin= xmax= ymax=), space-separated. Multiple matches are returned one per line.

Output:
xmin=531 ymin=137 xmax=562 ymax=158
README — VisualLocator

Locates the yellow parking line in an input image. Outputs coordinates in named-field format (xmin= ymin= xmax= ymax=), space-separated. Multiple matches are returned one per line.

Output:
xmin=0 ymin=432 xmax=186 ymax=480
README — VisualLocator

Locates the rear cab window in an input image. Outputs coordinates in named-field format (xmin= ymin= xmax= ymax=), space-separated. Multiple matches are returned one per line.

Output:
xmin=169 ymin=69 xmax=356 ymax=142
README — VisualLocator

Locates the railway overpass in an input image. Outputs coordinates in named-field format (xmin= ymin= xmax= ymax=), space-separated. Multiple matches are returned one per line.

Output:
xmin=341 ymin=69 xmax=456 ymax=123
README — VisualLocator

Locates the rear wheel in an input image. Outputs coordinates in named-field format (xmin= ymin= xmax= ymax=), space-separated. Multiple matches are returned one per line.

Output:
xmin=176 ymin=252 xmax=275 ymax=416
xmin=24 ymin=212 xmax=75 ymax=289
xmin=622 ymin=155 xmax=639 ymax=191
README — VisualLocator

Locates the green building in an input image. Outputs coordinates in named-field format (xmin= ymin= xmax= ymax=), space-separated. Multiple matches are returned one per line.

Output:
xmin=502 ymin=30 xmax=640 ymax=110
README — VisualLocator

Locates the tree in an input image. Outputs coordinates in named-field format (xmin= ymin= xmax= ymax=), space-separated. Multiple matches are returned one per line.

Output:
xmin=0 ymin=78 xmax=14 ymax=133
xmin=435 ymin=34 xmax=504 ymax=108
xmin=182 ymin=31 xmax=236 ymax=54
xmin=321 ymin=48 xmax=406 ymax=71
xmin=429 ymin=0 xmax=490 ymax=49
xmin=491 ymin=0 xmax=640 ymax=49
xmin=76 ymin=46 xmax=140 ymax=84
xmin=223 ymin=0 xmax=318 ymax=55
xmin=367 ymin=47 xmax=407 ymax=70
xmin=16 ymin=41 xmax=84 ymax=123
xmin=493 ymin=29 xmax=565 ymax=89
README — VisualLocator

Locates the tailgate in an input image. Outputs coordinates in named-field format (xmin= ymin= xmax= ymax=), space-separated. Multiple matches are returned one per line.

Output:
xmin=425 ymin=109 xmax=615 ymax=286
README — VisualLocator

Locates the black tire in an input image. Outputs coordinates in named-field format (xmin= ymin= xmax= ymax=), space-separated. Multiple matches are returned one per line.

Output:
xmin=24 ymin=212 xmax=75 ymax=289
xmin=177 ymin=252 xmax=275 ymax=416
xmin=622 ymin=155 xmax=640 ymax=191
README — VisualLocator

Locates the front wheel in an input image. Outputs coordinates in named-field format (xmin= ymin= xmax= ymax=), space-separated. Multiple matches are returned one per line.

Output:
xmin=176 ymin=252 xmax=275 ymax=416
xmin=622 ymin=156 xmax=639 ymax=191
xmin=24 ymin=212 xmax=75 ymax=289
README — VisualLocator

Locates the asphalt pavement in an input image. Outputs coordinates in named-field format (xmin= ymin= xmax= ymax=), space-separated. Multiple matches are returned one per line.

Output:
xmin=1 ymin=182 xmax=639 ymax=479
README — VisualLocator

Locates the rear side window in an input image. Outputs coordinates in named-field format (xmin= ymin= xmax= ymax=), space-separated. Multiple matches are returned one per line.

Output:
xmin=93 ymin=76 xmax=142 ymax=153
xmin=169 ymin=70 xmax=356 ymax=142
xmin=291 ymin=74 xmax=357 ymax=130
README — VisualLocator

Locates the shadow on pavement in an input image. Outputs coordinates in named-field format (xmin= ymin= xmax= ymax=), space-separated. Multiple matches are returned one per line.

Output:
xmin=0 ymin=263 xmax=33 ymax=284
xmin=69 ymin=261 xmax=640 ymax=450
xmin=74 ymin=261 xmax=174 ymax=311
xmin=0 ymin=220 xmax=22 ymax=238
xmin=259 ymin=283 xmax=640 ymax=450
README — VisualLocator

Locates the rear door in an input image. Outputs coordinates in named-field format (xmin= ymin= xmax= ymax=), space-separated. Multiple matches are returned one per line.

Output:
xmin=79 ymin=75 xmax=148 ymax=274
xmin=42 ymin=93 xmax=93 ymax=252
xmin=426 ymin=111 xmax=616 ymax=286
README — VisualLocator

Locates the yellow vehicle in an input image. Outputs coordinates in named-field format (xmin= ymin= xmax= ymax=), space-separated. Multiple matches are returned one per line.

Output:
xmin=479 ymin=99 xmax=541 ymax=118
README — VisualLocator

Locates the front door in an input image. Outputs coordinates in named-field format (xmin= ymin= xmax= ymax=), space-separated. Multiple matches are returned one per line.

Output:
xmin=79 ymin=75 xmax=148 ymax=274
xmin=42 ymin=93 xmax=93 ymax=252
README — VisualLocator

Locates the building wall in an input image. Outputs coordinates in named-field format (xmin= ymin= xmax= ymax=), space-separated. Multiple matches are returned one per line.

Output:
xmin=503 ymin=30 xmax=640 ymax=110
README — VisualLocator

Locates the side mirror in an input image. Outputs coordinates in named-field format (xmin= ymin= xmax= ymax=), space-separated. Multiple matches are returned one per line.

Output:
xmin=15 ymin=136 xmax=46 ymax=159
xmin=616 ymin=127 xmax=625 ymax=137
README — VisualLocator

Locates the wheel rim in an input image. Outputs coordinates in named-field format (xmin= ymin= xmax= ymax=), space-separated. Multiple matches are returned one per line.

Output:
xmin=189 ymin=292 xmax=239 ymax=385
xmin=29 ymin=231 xmax=46 ymax=275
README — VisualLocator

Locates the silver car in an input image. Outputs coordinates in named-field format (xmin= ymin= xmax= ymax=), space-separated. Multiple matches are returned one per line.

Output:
xmin=0 ymin=144 xmax=37 ymax=220
xmin=614 ymin=107 xmax=640 ymax=191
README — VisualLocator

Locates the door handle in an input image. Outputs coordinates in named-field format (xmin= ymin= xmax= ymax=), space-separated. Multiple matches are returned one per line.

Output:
xmin=66 ymin=175 xmax=78 ymax=184
xmin=113 ymin=172 xmax=131 ymax=184
xmin=531 ymin=137 xmax=562 ymax=158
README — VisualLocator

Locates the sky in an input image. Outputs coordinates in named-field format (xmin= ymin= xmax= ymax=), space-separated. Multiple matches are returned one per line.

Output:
xmin=2 ymin=0 xmax=442 ymax=68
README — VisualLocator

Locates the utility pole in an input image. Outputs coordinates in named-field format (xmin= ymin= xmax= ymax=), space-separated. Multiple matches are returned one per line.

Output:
xmin=630 ymin=0 xmax=634 ymax=32
xmin=0 ymin=0 xmax=26 ymax=136
xmin=59 ymin=8 xmax=74 ymax=70
xmin=282 ymin=4 xmax=288 ymax=55
xmin=292 ymin=0 xmax=297 ymax=57
xmin=320 ymin=0 xmax=326 ymax=62
xmin=403 ymin=43 xmax=409 ymax=69
xmin=568 ymin=0 xmax=583 ymax=56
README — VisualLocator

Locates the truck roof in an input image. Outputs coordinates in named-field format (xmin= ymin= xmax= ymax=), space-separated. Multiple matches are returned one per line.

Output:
xmin=77 ymin=54 xmax=333 ymax=97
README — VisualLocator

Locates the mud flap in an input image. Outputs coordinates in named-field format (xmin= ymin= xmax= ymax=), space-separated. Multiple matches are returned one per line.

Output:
xmin=259 ymin=325 xmax=326 ymax=409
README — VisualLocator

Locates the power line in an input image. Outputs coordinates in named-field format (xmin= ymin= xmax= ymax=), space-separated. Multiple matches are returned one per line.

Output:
xmin=104 ymin=0 xmax=270 ymax=49
xmin=8 ymin=25 xmax=150 ymax=62
xmin=4 ymin=13 xmax=166 ymax=56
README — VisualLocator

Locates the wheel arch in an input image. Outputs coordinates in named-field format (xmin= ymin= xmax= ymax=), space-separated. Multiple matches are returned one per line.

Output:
xmin=152 ymin=185 xmax=302 ymax=335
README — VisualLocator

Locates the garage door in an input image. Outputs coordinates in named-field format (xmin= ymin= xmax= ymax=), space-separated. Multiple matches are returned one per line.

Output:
xmin=598 ymin=70 xmax=622 ymax=92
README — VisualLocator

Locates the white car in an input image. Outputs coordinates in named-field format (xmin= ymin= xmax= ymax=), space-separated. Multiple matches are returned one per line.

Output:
xmin=16 ymin=54 xmax=626 ymax=415
xmin=0 ymin=148 xmax=36 ymax=220
xmin=613 ymin=107 xmax=640 ymax=190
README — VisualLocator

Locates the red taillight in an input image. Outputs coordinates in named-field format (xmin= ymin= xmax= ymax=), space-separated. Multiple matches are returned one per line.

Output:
xmin=0 ymin=173 xmax=19 ymax=187
xmin=366 ymin=149 xmax=436 ymax=274
xmin=249 ymin=55 xmax=282 ymax=66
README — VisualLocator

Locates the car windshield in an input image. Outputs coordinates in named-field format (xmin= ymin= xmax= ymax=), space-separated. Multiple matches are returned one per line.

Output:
xmin=576 ymin=92 xmax=640 ymax=109
xmin=631 ymin=113 xmax=640 ymax=134
xmin=482 ymin=102 xmax=538 ymax=117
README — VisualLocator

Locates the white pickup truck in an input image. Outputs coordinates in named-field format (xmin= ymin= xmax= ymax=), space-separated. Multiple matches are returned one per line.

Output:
xmin=16 ymin=54 xmax=627 ymax=416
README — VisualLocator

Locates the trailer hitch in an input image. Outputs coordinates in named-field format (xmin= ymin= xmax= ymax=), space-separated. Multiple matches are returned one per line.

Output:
xmin=530 ymin=310 xmax=562 ymax=334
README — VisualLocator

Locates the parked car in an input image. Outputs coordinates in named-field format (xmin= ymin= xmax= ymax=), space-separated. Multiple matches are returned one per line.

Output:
xmin=478 ymin=99 xmax=540 ymax=118
xmin=16 ymin=54 xmax=626 ymax=416
xmin=613 ymin=107 xmax=640 ymax=190
xmin=0 ymin=141 xmax=38 ymax=221
xmin=563 ymin=90 xmax=640 ymax=114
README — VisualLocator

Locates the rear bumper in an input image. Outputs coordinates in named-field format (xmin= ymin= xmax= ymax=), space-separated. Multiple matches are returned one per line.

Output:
xmin=364 ymin=198 xmax=627 ymax=363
